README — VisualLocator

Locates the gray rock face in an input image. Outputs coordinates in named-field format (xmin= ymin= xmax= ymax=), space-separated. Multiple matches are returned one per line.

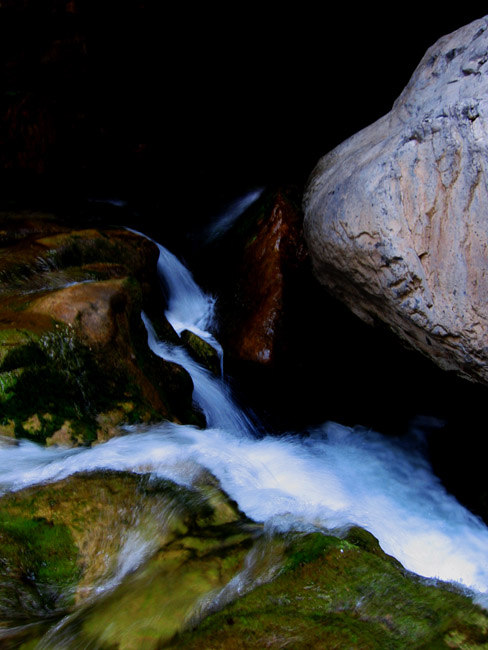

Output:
xmin=304 ymin=16 xmax=488 ymax=383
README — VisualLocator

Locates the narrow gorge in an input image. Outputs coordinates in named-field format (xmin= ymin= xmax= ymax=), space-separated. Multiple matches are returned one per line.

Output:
xmin=1 ymin=8 xmax=488 ymax=650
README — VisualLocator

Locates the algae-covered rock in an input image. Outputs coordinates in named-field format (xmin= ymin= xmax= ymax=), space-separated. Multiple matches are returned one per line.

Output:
xmin=0 ymin=470 xmax=259 ymax=648
xmin=3 ymin=469 xmax=488 ymax=649
xmin=181 ymin=329 xmax=221 ymax=375
xmin=167 ymin=529 xmax=488 ymax=649
xmin=0 ymin=212 xmax=203 ymax=444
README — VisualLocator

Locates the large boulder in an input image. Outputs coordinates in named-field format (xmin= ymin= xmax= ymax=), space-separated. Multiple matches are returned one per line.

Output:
xmin=304 ymin=16 xmax=488 ymax=385
xmin=199 ymin=187 xmax=332 ymax=429
xmin=4 ymin=472 xmax=488 ymax=649
xmin=165 ymin=529 xmax=488 ymax=650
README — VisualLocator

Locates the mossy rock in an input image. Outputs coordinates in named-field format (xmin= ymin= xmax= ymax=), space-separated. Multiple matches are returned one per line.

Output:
xmin=0 ymin=469 xmax=257 ymax=647
xmin=0 ymin=325 xmax=100 ymax=444
xmin=4 ymin=481 xmax=488 ymax=650
xmin=181 ymin=329 xmax=221 ymax=375
xmin=0 ymin=513 xmax=80 ymax=621
xmin=0 ymin=214 xmax=204 ymax=443
xmin=166 ymin=531 xmax=488 ymax=649
xmin=61 ymin=529 xmax=255 ymax=649
xmin=0 ymin=219 xmax=159 ymax=298
xmin=0 ymin=329 xmax=39 ymax=365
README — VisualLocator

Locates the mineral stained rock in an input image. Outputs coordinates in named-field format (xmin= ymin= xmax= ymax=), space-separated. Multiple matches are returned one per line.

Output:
xmin=304 ymin=16 xmax=488 ymax=384
xmin=216 ymin=188 xmax=307 ymax=367
xmin=0 ymin=214 xmax=202 ymax=444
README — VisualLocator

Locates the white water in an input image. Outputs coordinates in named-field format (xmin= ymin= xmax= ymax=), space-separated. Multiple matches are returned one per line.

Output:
xmin=201 ymin=187 xmax=264 ymax=243
xmin=3 ymin=232 xmax=488 ymax=607
xmin=128 ymin=228 xmax=223 ymax=365
xmin=141 ymin=313 xmax=253 ymax=435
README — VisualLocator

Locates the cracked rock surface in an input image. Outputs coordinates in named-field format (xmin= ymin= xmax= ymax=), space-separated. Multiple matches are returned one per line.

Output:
xmin=304 ymin=15 xmax=488 ymax=384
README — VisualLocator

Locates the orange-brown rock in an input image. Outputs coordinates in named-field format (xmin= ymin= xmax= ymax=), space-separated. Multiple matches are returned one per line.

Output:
xmin=29 ymin=279 xmax=129 ymax=346
xmin=218 ymin=189 xmax=307 ymax=366
xmin=0 ymin=212 xmax=203 ymax=444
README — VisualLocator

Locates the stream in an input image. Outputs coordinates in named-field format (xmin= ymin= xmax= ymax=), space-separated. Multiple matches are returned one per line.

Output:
xmin=1 ymin=227 xmax=488 ymax=618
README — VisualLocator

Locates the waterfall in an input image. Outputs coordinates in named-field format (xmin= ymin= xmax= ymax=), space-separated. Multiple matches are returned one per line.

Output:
xmin=2 ymin=232 xmax=488 ymax=608
xmin=141 ymin=312 xmax=253 ymax=435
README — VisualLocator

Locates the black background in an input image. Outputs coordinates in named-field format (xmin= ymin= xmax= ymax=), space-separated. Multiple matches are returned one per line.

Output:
xmin=2 ymin=5 xmax=488 ymax=518
xmin=1 ymin=5 xmax=485 ymax=226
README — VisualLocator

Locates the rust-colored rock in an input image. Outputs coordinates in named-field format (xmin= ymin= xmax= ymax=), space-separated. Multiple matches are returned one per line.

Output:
xmin=30 ymin=279 xmax=128 ymax=345
xmin=219 ymin=189 xmax=307 ymax=366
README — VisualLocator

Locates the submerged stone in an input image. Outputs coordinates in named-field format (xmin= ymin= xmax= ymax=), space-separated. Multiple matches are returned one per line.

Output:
xmin=181 ymin=329 xmax=221 ymax=375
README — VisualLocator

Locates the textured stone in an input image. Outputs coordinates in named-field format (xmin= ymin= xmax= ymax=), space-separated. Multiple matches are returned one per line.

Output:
xmin=0 ymin=470 xmax=255 ymax=646
xmin=0 ymin=214 xmax=203 ymax=443
xmin=218 ymin=189 xmax=307 ymax=366
xmin=304 ymin=16 xmax=488 ymax=384
xmin=30 ymin=278 xmax=127 ymax=345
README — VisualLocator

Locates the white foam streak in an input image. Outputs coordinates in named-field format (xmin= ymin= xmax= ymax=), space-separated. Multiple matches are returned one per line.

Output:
xmin=155 ymin=244 xmax=216 ymax=337
xmin=201 ymin=188 xmax=264 ymax=243
xmin=3 ymin=423 xmax=488 ymax=596
xmin=142 ymin=313 xmax=253 ymax=435
xmin=127 ymin=227 xmax=223 ymax=366
xmin=3 ymin=229 xmax=488 ymax=607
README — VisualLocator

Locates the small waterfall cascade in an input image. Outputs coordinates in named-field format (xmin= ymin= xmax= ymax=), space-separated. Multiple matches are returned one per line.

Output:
xmin=141 ymin=312 xmax=253 ymax=436
xmin=2 ymin=229 xmax=488 ymax=610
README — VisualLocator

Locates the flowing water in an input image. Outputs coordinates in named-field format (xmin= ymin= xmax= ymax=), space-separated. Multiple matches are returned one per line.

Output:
xmin=2 ymin=228 xmax=488 ymax=628
xmin=200 ymin=187 xmax=264 ymax=244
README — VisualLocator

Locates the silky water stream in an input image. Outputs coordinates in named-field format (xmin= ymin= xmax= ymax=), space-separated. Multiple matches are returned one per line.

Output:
xmin=2 ymin=231 xmax=488 ymax=646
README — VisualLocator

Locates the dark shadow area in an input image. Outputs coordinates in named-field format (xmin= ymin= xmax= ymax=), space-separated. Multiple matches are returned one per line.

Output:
xmin=2 ymin=3 xmax=488 ymax=523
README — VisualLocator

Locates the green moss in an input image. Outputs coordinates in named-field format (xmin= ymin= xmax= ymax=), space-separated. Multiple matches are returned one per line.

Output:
xmin=77 ymin=537 xmax=251 ymax=649
xmin=0 ymin=327 xmax=100 ymax=443
xmin=166 ymin=531 xmax=488 ymax=649
xmin=0 ymin=329 xmax=38 ymax=365
xmin=0 ymin=470 xmax=258 ymax=647
xmin=283 ymin=531 xmax=350 ymax=572
xmin=0 ymin=368 xmax=23 ymax=399
xmin=0 ymin=222 xmax=202 ymax=440
xmin=0 ymin=340 xmax=45 ymax=371
xmin=45 ymin=233 xmax=125 ymax=270
xmin=0 ymin=311 xmax=199 ymax=443
xmin=5 ymin=471 xmax=488 ymax=650
xmin=180 ymin=329 xmax=221 ymax=375
xmin=0 ymin=512 xmax=80 ymax=618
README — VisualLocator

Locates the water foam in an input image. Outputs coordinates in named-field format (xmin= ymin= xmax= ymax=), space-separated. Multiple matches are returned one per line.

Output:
xmin=2 ymin=422 xmax=488 ymax=597
xmin=3 ymin=229 xmax=488 ymax=607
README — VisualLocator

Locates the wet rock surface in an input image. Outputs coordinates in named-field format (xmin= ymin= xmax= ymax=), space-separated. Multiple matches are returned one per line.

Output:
xmin=0 ymin=470 xmax=258 ymax=647
xmin=2 ymin=471 xmax=487 ymax=649
xmin=214 ymin=187 xmax=307 ymax=367
xmin=0 ymin=213 xmax=203 ymax=445
xmin=166 ymin=528 xmax=488 ymax=650
xmin=181 ymin=329 xmax=221 ymax=376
